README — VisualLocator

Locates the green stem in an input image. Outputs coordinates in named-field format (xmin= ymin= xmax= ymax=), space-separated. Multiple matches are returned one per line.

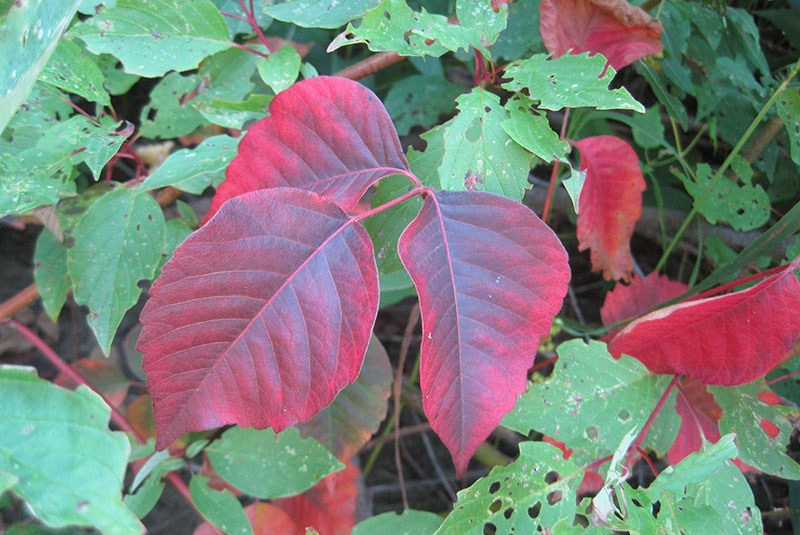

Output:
xmin=654 ymin=58 xmax=800 ymax=272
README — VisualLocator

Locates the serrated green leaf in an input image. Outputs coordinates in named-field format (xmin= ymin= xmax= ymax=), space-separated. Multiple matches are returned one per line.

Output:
xmin=434 ymin=442 xmax=582 ymax=534
xmin=353 ymin=510 xmax=443 ymax=534
xmin=67 ymin=187 xmax=166 ymax=354
xmin=688 ymin=462 xmax=762 ymax=534
xmin=710 ymin=383 xmax=800 ymax=479
xmin=211 ymin=0 xmax=271 ymax=37
xmin=778 ymin=87 xmax=800 ymax=167
xmin=139 ymin=134 xmax=239 ymax=195
xmin=502 ymin=340 xmax=675 ymax=458
xmin=265 ymin=0 xmax=380 ymax=28
xmin=33 ymin=228 xmax=70 ymax=320
xmin=0 ymin=0 xmax=81 ymax=134
xmin=456 ymin=0 xmax=507 ymax=45
xmin=501 ymin=94 xmax=569 ymax=163
xmin=439 ymin=87 xmax=532 ymax=199
xmin=195 ymin=94 xmax=271 ymax=129
xmin=502 ymin=52 xmax=644 ymax=112
xmin=67 ymin=0 xmax=232 ymax=77
xmin=674 ymin=163 xmax=769 ymax=231
xmin=384 ymin=74 xmax=463 ymax=136
xmin=328 ymin=0 xmax=487 ymax=58
xmin=39 ymin=39 xmax=110 ymax=105
xmin=190 ymin=475 xmax=253 ymax=535
xmin=0 ymin=365 xmax=143 ymax=534
xmin=257 ymin=45 xmax=301 ymax=94
xmin=206 ymin=426 xmax=344 ymax=500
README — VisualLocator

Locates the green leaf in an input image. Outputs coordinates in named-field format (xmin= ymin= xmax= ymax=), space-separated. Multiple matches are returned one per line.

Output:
xmin=491 ymin=0 xmax=544 ymax=61
xmin=123 ymin=471 xmax=164 ymax=519
xmin=639 ymin=61 xmax=689 ymax=130
xmin=155 ymin=218 xmax=193 ymax=278
xmin=56 ymin=181 xmax=116 ymax=248
xmin=124 ymin=448 xmax=182 ymax=519
xmin=0 ymin=470 xmax=18 ymax=495
xmin=0 ymin=0 xmax=81 ymax=134
xmin=206 ymin=426 xmax=344 ymax=499
xmin=628 ymin=105 xmax=666 ymax=150
xmin=456 ymin=0 xmax=508 ymax=45
xmin=33 ymin=228 xmax=70 ymax=320
xmin=502 ymin=52 xmax=644 ymax=112
xmin=0 ymin=365 xmax=143 ymax=534
xmin=78 ymin=0 xmax=116 ymax=15
xmin=0 ymin=152 xmax=76 ymax=217
xmin=257 ymin=45 xmax=301 ymax=94
xmin=561 ymin=162 xmax=586 ymax=214
xmin=67 ymin=187 xmax=166 ymax=354
xmin=353 ymin=510 xmax=443 ymax=534
xmin=265 ymin=0 xmax=380 ymax=29
xmin=433 ymin=442 xmax=582 ymax=534
xmin=646 ymin=434 xmax=737 ymax=500
xmin=190 ymin=475 xmax=253 ymax=535
xmin=211 ymin=0 xmax=271 ymax=37
xmin=501 ymin=94 xmax=569 ymax=163
xmin=175 ymin=199 xmax=199 ymax=228
xmin=674 ymin=163 xmax=769 ymax=231
xmin=439 ymin=87 xmax=532 ymax=199
xmin=328 ymin=0 xmax=487 ymax=58
xmin=688 ymin=462 xmax=762 ymax=534
xmin=139 ymin=135 xmax=241 ymax=194
xmin=195 ymin=94 xmax=271 ymax=129
xmin=67 ymin=0 xmax=232 ymax=77
xmin=39 ymin=39 xmax=110 ymax=105
xmin=502 ymin=340 xmax=676 ymax=458
xmin=94 ymin=53 xmax=139 ymax=95
xmin=778 ymin=87 xmax=800 ymax=167
xmin=384 ymin=74 xmax=464 ymax=136
xmin=710 ymin=382 xmax=800 ymax=479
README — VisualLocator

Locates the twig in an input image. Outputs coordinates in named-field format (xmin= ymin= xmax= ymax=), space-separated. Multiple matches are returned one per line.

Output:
xmin=393 ymin=302 xmax=420 ymax=511
xmin=542 ymin=108 xmax=570 ymax=224
xmin=334 ymin=52 xmax=406 ymax=81
xmin=411 ymin=411 xmax=457 ymax=501
xmin=0 ymin=284 xmax=39 ymax=321
xmin=237 ymin=0 xmax=274 ymax=53
xmin=625 ymin=375 xmax=680 ymax=470
xmin=361 ymin=422 xmax=431 ymax=450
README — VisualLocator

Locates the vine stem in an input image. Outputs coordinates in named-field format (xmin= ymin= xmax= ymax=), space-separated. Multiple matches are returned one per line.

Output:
xmin=541 ymin=107 xmax=570 ymax=225
xmin=1 ymin=318 xmax=196 ymax=508
xmin=353 ymin=183 xmax=425 ymax=222
xmin=654 ymin=58 xmax=800 ymax=272
xmin=237 ymin=0 xmax=274 ymax=53
xmin=625 ymin=375 xmax=680 ymax=470
xmin=766 ymin=368 xmax=800 ymax=386
xmin=393 ymin=303 xmax=421 ymax=511
xmin=334 ymin=51 xmax=406 ymax=81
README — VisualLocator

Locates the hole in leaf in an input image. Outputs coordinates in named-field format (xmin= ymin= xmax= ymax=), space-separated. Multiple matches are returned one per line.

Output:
xmin=547 ymin=490 xmax=562 ymax=505
xmin=503 ymin=507 xmax=514 ymax=519
xmin=574 ymin=514 xmax=589 ymax=528
xmin=545 ymin=471 xmax=559 ymax=484
xmin=483 ymin=522 xmax=497 ymax=535
xmin=489 ymin=498 xmax=502 ymax=514
xmin=528 ymin=502 xmax=541 ymax=519
xmin=584 ymin=425 xmax=599 ymax=441
xmin=617 ymin=409 xmax=631 ymax=422
xmin=384 ymin=10 xmax=391 ymax=20
xmin=489 ymin=481 xmax=501 ymax=494
xmin=632 ymin=499 xmax=643 ymax=507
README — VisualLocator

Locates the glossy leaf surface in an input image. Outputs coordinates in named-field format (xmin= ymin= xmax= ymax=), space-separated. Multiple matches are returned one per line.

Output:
xmin=139 ymin=188 xmax=379 ymax=448
xmin=209 ymin=76 xmax=408 ymax=221
xmin=575 ymin=136 xmax=646 ymax=281
xmin=539 ymin=0 xmax=663 ymax=71
xmin=398 ymin=190 xmax=570 ymax=474
xmin=610 ymin=261 xmax=800 ymax=385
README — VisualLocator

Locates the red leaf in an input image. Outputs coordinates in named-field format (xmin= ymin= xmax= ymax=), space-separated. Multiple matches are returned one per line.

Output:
xmin=609 ymin=262 xmax=800 ymax=385
xmin=398 ymin=190 xmax=570 ymax=475
xmin=297 ymin=334 xmax=392 ymax=461
xmin=601 ymin=272 xmax=688 ymax=335
xmin=138 ymin=188 xmax=379 ymax=449
xmin=539 ymin=0 xmax=663 ymax=71
xmin=668 ymin=378 xmax=722 ymax=465
xmin=207 ymin=76 xmax=409 ymax=222
xmin=272 ymin=463 xmax=360 ymax=535
xmin=575 ymin=136 xmax=645 ymax=282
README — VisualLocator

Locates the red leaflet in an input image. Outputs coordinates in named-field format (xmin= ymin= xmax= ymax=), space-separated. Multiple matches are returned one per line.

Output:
xmin=609 ymin=261 xmax=800 ymax=385
xmin=601 ymin=272 xmax=688 ymax=335
xmin=398 ymin=190 xmax=570 ymax=475
xmin=668 ymin=378 xmax=722 ymax=465
xmin=575 ymin=136 xmax=645 ymax=282
xmin=539 ymin=0 xmax=663 ymax=71
xmin=206 ymin=76 xmax=409 ymax=221
xmin=138 ymin=188 xmax=379 ymax=449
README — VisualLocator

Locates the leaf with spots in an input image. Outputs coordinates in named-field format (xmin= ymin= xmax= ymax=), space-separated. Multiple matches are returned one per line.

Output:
xmin=501 ymin=52 xmax=644 ymax=112
xmin=68 ymin=187 xmax=166 ymax=355
xmin=189 ymin=475 xmax=253 ymax=535
xmin=709 ymin=382 xmax=800 ymax=479
xmin=501 ymin=94 xmax=569 ymax=164
xmin=398 ymin=189 xmax=570 ymax=475
xmin=138 ymin=188 xmax=379 ymax=449
xmin=265 ymin=0 xmax=380 ymax=29
xmin=502 ymin=339 xmax=676 ymax=459
xmin=205 ymin=426 xmax=343 ymax=500
xmin=256 ymin=45 xmax=301 ymax=94
xmin=39 ymin=39 xmax=110 ymax=105
xmin=433 ymin=442 xmax=583 ymax=534
xmin=439 ymin=88 xmax=533 ymax=200
xmin=686 ymin=461 xmax=763 ymax=534
xmin=777 ymin=87 xmax=800 ymax=166
xmin=67 ymin=0 xmax=232 ymax=77
xmin=0 ymin=366 xmax=143 ymax=534
xmin=456 ymin=0 xmax=508 ymax=46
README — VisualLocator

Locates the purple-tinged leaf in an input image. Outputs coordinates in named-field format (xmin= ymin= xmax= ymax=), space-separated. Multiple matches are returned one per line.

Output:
xmin=138 ymin=188 xmax=379 ymax=449
xmin=207 ymin=76 xmax=409 ymax=221
xmin=398 ymin=190 xmax=570 ymax=474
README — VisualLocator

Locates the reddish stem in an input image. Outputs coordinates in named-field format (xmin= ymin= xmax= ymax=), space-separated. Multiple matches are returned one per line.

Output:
xmin=541 ymin=108 xmax=570 ymax=225
xmin=0 ymin=284 xmax=39 ymax=320
xmin=584 ymin=454 xmax=614 ymax=472
xmin=2 ymin=317 xmax=197 ymax=511
xmin=529 ymin=355 xmax=558 ymax=374
xmin=354 ymin=184 xmax=425 ymax=222
xmin=219 ymin=10 xmax=249 ymax=22
xmin=691 ymin=262 xmax=793 ymax=302
xmin=228 ymin=41 xmax=271 ymax=59
xmin=766 ymin=368 xmax=800 ymax=386
xmin=625 ymin=375 xmax=680 ymax=470
xmin=334 ymin=52 xmax=406 ymax=81
xmin=637 ymin=447 xmax=660 ymax=477
xmin=237 ymin=0 xmax=274 ymax=53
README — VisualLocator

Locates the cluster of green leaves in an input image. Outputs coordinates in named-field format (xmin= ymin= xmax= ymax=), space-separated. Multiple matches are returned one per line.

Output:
xmin=1 ymin=0 xmax=800 ymax=534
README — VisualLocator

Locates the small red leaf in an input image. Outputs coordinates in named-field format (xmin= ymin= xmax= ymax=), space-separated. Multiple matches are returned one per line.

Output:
xmin=575 ymin=136 xmax=645 ymax=281
xmin=139 ymin=188 xmax=379 ymax=449
xmin=601 ymin=272 xmax=688 ymax=335
xmin=609 ymin=262 xmax=800 ymax=385
xmin=539 ymin=0 xmax=664 ymax=71
xmin=398 ymin=190 xmax=570 ymax=475
xmin=758 ymin=390 xmax=783 ymax=406
xmin=207 ymin=76 xmax=409 ymax=221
